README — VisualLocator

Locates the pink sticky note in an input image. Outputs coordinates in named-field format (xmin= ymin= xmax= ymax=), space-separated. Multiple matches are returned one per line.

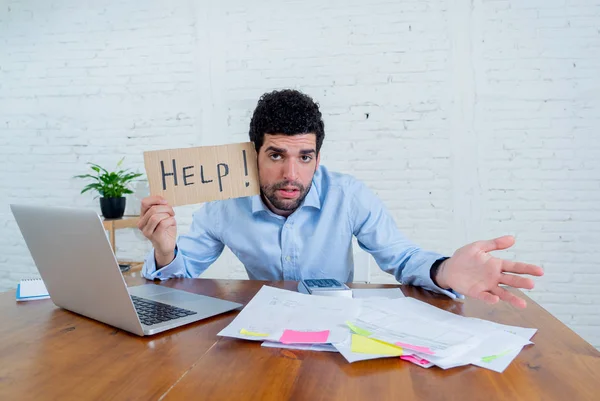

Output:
xmin=395 ymin=342 xmax=434 ymax=355
xmin=401 ymin=355 xmax=431 ymax=366
xmin=279 ymin=329 xmax=330 ymax=344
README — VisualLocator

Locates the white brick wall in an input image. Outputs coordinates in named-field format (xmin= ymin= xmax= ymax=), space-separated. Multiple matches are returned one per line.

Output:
xmin=475 ymin=0 xmax=600 ymax=349
xmin=1 ymin=0 xmax=599 ymax=348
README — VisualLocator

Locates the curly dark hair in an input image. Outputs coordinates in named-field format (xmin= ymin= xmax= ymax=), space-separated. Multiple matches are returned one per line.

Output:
xmin=249 ymin=89 xmax=325 ymax=153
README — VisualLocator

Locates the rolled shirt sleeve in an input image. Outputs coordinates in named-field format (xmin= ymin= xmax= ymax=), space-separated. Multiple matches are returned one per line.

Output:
xmin=141 ymin=201 xmax=225 ymax=280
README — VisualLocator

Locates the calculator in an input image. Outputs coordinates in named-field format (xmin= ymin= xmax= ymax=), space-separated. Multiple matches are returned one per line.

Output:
xmin=298 ymin=278 xmax=353 ymax=298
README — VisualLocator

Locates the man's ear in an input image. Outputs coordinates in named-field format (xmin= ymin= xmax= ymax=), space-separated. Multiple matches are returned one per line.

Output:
xmin=315 ymin=152 xmax=321 ymax=170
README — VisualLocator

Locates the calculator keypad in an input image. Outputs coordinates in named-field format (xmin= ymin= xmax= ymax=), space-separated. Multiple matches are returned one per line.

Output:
xmin=305 ymin=279 xmax=342 ymax=287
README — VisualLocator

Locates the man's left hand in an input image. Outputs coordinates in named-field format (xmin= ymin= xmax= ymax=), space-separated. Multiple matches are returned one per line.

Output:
xmin=435 ymin=235 xmax=544 ymax=308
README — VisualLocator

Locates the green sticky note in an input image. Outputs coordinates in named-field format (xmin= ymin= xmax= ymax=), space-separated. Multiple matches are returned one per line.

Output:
xmin=351 ymin=334 xmax=403 ymax=356
xmin=346 ymin=321 xmax=372 ymax=337
xmin=240 ymin=328 xmax=269 ymax=337
xmin=481 ymin=349 xmax=512 ymax=363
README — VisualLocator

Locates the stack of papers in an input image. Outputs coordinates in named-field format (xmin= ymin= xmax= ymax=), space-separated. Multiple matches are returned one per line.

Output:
xmin=218 ymin=285 xmax=361 ymax=344
xmin=218 ymin=286 xmax=537 ymax=373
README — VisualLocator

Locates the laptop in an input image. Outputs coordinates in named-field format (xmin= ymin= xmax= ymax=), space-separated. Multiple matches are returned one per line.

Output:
xmin=10 ymin=204 xmax=243 ymax=336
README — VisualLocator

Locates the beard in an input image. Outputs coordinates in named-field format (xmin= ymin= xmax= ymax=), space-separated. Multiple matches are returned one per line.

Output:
xmin=261 ymin=179 xmax=312 ymax=212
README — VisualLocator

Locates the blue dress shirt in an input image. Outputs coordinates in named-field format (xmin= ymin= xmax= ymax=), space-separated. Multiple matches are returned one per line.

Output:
xmin=142 ymin=165 xmax=460 ymax=299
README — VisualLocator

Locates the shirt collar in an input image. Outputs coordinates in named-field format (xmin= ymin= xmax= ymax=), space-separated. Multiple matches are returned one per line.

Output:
xmin=251 ymin=181 xmax=321 ymax=215
xmin=302 ymin=181 xmax=321 ymax=210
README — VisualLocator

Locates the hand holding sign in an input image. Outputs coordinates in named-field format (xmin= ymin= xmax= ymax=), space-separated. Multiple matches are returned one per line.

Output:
xmin=143 ymin=142 xmax=260 ymax=207
xmin=137 ymin=196 xmax=177 ymax=267
xmin=141 ymin=142 xmax=259 ymax=267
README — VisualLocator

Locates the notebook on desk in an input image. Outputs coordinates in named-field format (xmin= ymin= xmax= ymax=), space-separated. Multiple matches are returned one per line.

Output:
xmin=16 ymin=278 xmax=50 ymax=301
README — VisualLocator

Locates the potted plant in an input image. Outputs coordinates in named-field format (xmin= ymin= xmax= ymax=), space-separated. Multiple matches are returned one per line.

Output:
xmin=74 ymin=158 xmax=144 ymax=219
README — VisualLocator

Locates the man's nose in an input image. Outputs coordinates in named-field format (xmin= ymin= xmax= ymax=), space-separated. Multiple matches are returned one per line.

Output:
xmin=282 ymin=159 xmax=298 ymax=181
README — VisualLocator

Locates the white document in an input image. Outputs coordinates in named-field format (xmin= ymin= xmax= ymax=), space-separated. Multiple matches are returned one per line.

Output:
xmin=415 ymin=330 xmax=532 ymax=370
xmin=458 ymin=317 xmax=538 ymax=340
xmin=380 ymin=306 xmax=539 ymax=371
xmin=351 ymin=297 xmax=538 ymax=363
xmin=352 ymin=288 xmax=405 ymax=299
xmin=351 ymin=297 xmax=486 ymax=359
xmin=472 ymin=325 xmax=537 ymax=373
xmin=218 ymin=285 xmax=361 ymax=344
xmin=261 ymin=341 xmax=338 ymax=353
xmin=433 ymin=317 xmax=538 ymax=372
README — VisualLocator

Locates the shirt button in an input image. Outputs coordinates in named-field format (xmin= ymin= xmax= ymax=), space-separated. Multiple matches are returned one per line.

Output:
xmin=285 ymin=256 xmax=291 ymax=262
xmin=157 ymin=272 xmax=162 ymax=277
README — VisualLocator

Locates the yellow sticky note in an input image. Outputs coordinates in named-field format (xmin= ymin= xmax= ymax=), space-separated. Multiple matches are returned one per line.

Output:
xmin=240 ymin=328 xmax=269 ymax=337
xmin=346 ymin=321 xmax=372 ymax=337
xmin=351 ymin=334 xmax=403 ymax=356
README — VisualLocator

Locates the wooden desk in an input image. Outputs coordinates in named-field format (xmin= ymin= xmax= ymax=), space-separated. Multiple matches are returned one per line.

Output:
xmin=1 ymin=278 xmax=598 ymax=400
xmin=101 ymin=215 xmax=140 ymax=254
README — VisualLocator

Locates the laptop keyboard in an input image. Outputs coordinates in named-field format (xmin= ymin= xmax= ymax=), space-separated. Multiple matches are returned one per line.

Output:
xmin=131 ymin=295 xmax=197 ymax=326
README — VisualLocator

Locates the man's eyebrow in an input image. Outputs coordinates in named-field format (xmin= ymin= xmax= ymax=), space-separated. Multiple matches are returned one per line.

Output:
xmin=299 ymin=149 xmax=316 ymax=155
xmin=265 ymin=146 xmax=287 ymax=153
xmin=264 ymin=146 xmax=316 ymax=155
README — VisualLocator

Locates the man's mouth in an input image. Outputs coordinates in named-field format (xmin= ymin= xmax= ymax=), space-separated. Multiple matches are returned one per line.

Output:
xmin=277 ymin=188 xmax=300 ymax=199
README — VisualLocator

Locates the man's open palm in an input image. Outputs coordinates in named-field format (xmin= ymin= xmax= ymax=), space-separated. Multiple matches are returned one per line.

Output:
xmin=437 ymin=235 xmax=544 ymax=308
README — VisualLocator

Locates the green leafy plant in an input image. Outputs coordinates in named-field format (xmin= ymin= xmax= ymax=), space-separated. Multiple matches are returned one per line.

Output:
xmin=73 ymin=158 xmax=144 ymax=198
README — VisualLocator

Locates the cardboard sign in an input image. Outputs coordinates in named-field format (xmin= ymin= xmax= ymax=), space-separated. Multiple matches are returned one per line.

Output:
xmin=143 ymin=142 xmax=260 ymax=206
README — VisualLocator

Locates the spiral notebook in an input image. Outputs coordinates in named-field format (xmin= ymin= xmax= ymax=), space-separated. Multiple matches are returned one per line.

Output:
xmin=16 ymin=278 xmax=50 ymax=302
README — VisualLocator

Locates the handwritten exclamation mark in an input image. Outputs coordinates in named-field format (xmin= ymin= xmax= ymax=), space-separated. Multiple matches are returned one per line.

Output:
xmin=243 ymin=149 xmax=250 ymax=187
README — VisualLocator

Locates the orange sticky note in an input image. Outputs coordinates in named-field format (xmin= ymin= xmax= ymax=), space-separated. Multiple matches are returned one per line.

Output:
xmin=279 ymin=330 xmax=330 ymax=344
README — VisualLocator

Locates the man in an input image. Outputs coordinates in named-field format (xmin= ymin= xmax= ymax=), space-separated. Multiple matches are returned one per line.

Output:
xmin=139 ymin=89 xmax=543 ymax=308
